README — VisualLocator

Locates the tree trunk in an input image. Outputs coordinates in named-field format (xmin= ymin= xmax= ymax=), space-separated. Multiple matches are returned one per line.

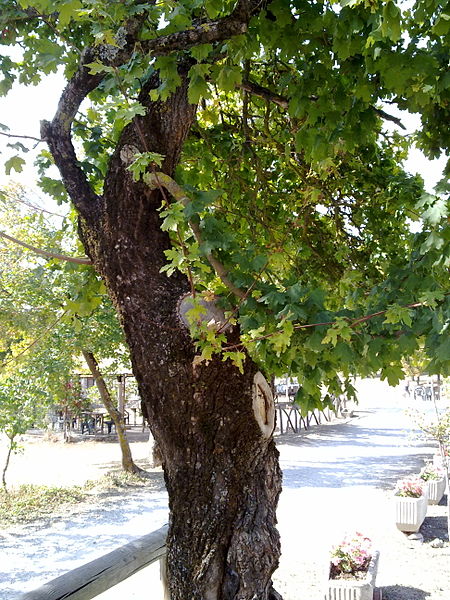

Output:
xmin=1 ymin=434 xmax=15 ymax=489
xmin=54 ymin=68 xmax=282 ymax=599
xmin=81 ymin=349 xmax=144 ymax=475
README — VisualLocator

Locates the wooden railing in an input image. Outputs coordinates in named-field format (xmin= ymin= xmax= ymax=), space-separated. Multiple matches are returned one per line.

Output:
xmin=20 ymin=524 xmax=168 ymax=600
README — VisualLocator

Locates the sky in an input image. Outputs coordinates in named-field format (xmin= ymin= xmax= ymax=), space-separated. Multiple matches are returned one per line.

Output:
xmin=0 ymin=67 xmax=447 ymax=208
xmin=0 ymin=70 xmax=63 ymax=210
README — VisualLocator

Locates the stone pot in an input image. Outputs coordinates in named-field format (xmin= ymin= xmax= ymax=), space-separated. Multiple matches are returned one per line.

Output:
xmin=395 ymin=493 xmax=427 ymax=532
xmin=324 ymin=551 xmax=380 ymax=600
xmin=425 ymin=477 xmax=446 ymax=505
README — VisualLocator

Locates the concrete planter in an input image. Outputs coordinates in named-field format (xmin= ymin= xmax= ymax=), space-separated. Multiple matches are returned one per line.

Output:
xmin=324 ymin=551 xmax=380 ymax=600
xmin=425 ymin=477 xmax=446 ymax=505
xmin=395 ymin=493 xmax=427 ymax=532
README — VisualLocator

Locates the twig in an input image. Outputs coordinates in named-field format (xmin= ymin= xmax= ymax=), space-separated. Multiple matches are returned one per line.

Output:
xmin=0 ymin=131 xmax=43 ymax=143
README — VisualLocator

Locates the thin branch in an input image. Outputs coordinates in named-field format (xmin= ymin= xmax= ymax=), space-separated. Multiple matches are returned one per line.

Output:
xmin=0 ymin=131 xmax=43 ymax=143
xmin=2 ymin=193 xmax=65 ymax=218
xmin=0 ymin=230 xmax=92 ymax=265
xmin=222 ymin=294 xmax=450 ymax=351
xmin=239 ymin=80 xmax=289 ymax=110
xmin=145 ymin=172 xmax=246 ymax=299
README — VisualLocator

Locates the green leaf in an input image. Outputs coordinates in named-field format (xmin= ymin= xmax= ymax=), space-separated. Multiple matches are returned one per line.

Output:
xmin=214 ymin=65 xmax=242 ymax=93
xmin=184 ymin=189 xmax=223 ymax=219
xmin=188 ymin=64 xmax=211 ymax=104
xmin=5 ymin=156 xmax=25 ymax=175
xmin=421 ymin=197 xmax=448 ymax=226
xmin=383 ymin=305 xmax=413 ymax=327
xmin=58 ymin=0 xmax=83 ymax=27
xmin=322 ymin=318 xmax=352 ymax=347
xmin=85 ymin=61 xmax=115 ymax=75
xmin=127 ymin=151 xmax=165 ymax=181
xmin=222 ymin=351 xmax=246 ymax=373
xmin=380 ymin=364 xmax=405 ymax=386
xmin=420 ymin=231 xmax=445 ymax=253
xmin=190 ymin=44 xmax=213 ymax=61
xmin=433 ymin=13 xmax=450 ymax=36
xmin=115 ymin=102 xmax=147 ymax=126
xmin=205 ymin=0 xmax=223 ymax=18
xmin=435 ymin=337 xmax=450 ymax=362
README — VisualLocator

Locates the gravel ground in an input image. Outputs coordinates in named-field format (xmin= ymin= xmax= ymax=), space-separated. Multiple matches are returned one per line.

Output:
xmin=0 ymin=378 xmax=448 ymax=599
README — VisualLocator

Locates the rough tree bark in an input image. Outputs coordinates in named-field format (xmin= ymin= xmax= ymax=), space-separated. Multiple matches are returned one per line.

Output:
xmin=40 ymin=5 xmax=283 ymax=597
xmin=81 ymin=349 xmax=144 ymax=475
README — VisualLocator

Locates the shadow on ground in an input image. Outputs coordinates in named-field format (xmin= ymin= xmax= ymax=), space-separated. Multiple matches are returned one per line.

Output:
xmin=382 ymin=585 xmax=431 ymax=599
xmin=276 ymin=423 xmax=435 ymax=451
xmin=282 ymin=453 xmax=433 ymax=490
xmin=421 ymin=512 xmax=449 ymax=542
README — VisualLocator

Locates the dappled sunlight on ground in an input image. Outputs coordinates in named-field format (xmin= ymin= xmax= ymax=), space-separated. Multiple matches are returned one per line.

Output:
xmin=1 ymin=379 xmax=449 ymax=599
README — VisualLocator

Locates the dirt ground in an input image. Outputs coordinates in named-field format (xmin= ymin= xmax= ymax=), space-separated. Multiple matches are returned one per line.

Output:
xmin=0 ymin=427 xmax=153 ymax=488
xmin=1 ymin=384 xmax=449 ymax=600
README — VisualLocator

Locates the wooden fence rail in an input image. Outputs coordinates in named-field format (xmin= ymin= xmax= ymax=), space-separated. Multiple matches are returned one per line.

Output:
xmin=20 ymin=524 xmax=168 ymax=600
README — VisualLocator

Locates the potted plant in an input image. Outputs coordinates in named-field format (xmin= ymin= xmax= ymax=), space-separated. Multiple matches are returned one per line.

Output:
xmin=324 ymin=532 xmax=380 ymax=600
xmin=394 ymin=476 xmax=428 ymax=532
xmin=419 ymin=463 xmax=446 ymax=505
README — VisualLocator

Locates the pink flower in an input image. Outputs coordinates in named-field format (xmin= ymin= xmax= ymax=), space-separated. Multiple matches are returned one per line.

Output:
xmin=329 ymin=532 xmax=373 ymax=578
xmin=395 ymin=476 xmax=424 ymax=498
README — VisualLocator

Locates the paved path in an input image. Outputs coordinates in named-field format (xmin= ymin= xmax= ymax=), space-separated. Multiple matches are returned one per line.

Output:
xmin=274 ymin=379 xmax=446 ymax=599
xmin=1 ymin=379 xmax=446 ymax=599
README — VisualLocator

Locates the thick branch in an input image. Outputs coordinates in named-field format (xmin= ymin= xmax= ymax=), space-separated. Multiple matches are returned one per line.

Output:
xmin=373 ymin=108 xmax=407 ymax=131
xmin=145 ymin=172 xmax=246 ymax=299
xmin=239 ymin=81 xmax=289 ymax=110
xmin=0 ymin=230 xmax=92 ymax=265
xmin=238 ymin=81 xmax=406 ymax=130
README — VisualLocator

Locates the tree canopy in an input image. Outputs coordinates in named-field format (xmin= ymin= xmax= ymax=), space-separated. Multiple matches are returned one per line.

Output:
xmin=0 ymin=0 xmax=449 ymax=407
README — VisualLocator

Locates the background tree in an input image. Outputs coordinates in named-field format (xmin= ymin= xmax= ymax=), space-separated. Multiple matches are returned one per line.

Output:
xmin=0 ymin=184 xmax=143 ymax=473
xmin=0 ymin=374 xmax=47 ymax=488
xmin=1 ymin=1 xmax=449 ymax=598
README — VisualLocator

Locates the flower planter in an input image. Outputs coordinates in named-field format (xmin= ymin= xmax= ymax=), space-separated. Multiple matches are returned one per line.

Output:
xmin=324 ymin=550 xmax=380 ymax=600
xmin=426 ymin=477 xmax=446 ymax=505
xmin=395 ymin=493 xmax=427 ymax=532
